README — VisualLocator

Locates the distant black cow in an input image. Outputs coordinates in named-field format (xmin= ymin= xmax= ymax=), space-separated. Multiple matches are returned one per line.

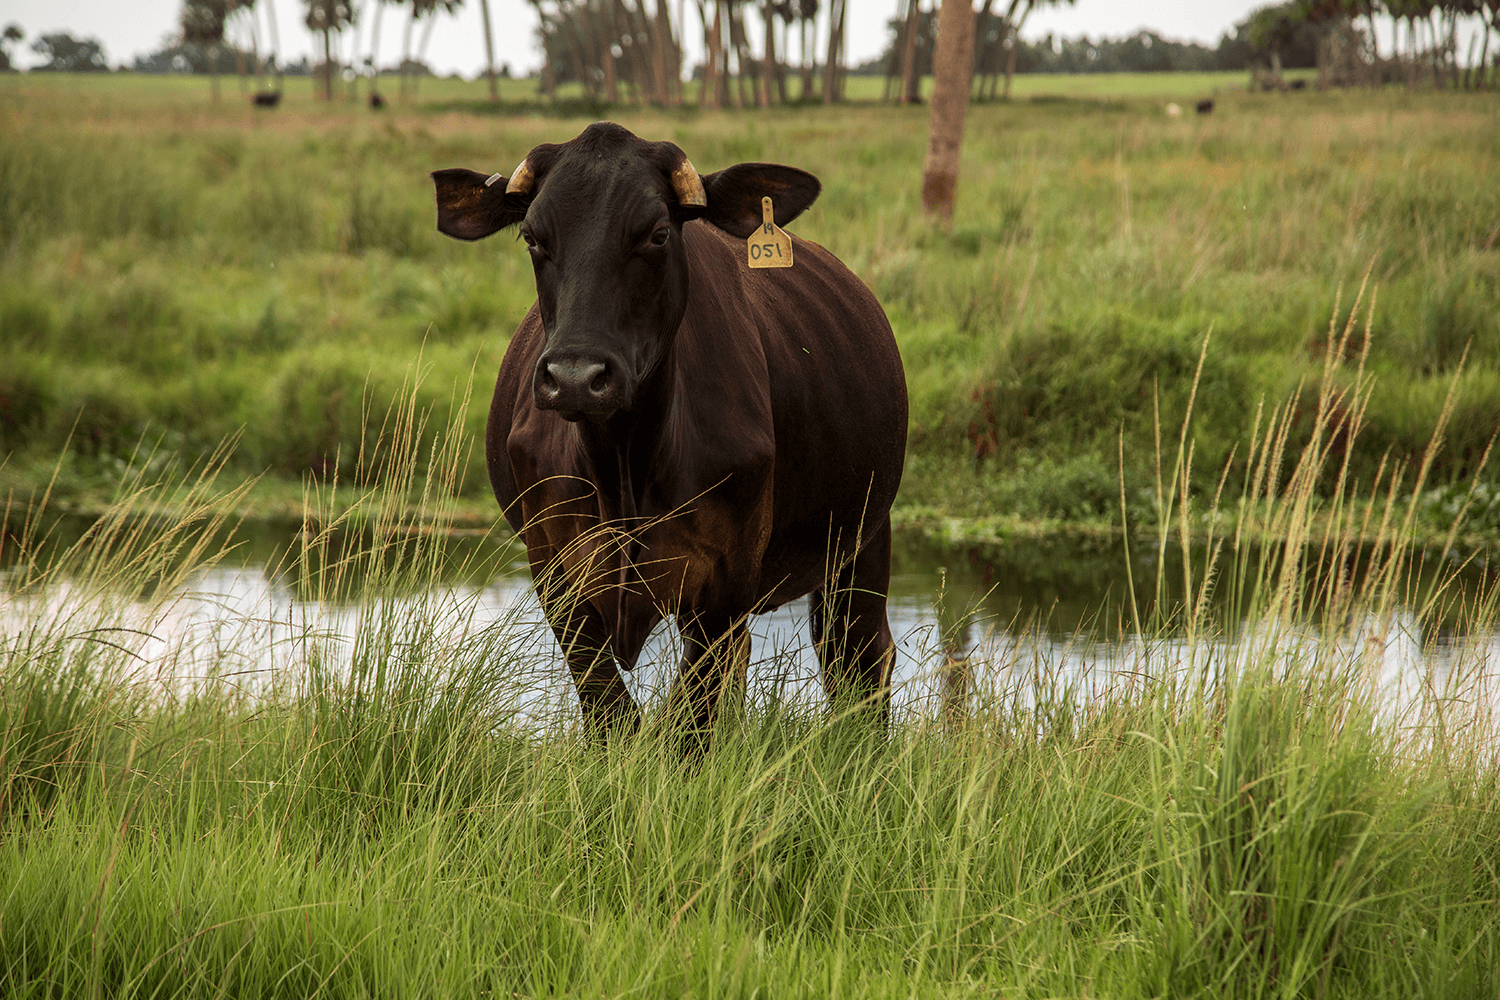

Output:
xmin=1196 ymin=98 xmax=1215 ymax=115
xmin=432 ymin=122 xmax=908 ymax=741
xmin=369 ymin=92 xmax=387 ymax=109
xmin=252 ymin=92 xmax=282 ymax=108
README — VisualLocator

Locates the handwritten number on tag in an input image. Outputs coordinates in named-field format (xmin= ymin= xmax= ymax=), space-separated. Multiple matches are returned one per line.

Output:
xmin=747 ymin=196 xmax=793 ymax=269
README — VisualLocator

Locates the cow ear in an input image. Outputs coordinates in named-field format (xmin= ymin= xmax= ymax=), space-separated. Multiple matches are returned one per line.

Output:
xmin=431 ymin=168 xmax=528 ymax=241
xmin=699 ymin=164 xmax=821 ymax=239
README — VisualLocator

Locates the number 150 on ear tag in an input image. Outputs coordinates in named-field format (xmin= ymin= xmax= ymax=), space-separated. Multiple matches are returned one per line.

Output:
xmin=747 ymin=196 xmax=793 ymax=269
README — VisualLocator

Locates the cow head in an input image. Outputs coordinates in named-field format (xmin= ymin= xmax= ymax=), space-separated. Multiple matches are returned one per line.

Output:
xmin=432 ymin=122 xmax=820 ymax=422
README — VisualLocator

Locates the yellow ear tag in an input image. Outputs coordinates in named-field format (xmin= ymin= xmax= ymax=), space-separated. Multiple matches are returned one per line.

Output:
xmin=747 ymin=196 xmax=793 ymax=269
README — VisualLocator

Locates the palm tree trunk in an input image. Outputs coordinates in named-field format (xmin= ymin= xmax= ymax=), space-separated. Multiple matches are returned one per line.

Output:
xmin=922 ymin=0 xmax=975 ymax=222
xmin=697 ymin=0 xmax=718 ymax=107
xmin=655 ymin=0 xmax=677 ymax=105
xmin=1479 ymin=19 xmax=1492 ymax=91
xmin=730 ymin=4 xmax=749 ymax=107
xmin=900 ymin=0 xmax=922 ymax=104
xmin=821 ymin=0 xmax=845 ymax=103
xmin=368 ymin=0 xmax=385 ymax=96
xmin=234 ymin=25 xmax=248 ymax=93
xmin=413 ymin=11 xmax=437 ymax=95
xmin=323 ymin=28 xmax=334 ymax=99
xmin=263 ymin=0 xmax=284 ymax=93
xmin=1002 ymin=0 xmax=1031 ymax=100
xmin=759 ymin=0 xmax=775 ymax=106
xmin=603 ymin=0 xmax=621 ymax=102
xmin=716 ymin=0 xmax=732 ymax=107
xmin=400 ymin=3 xmax=417 ymax=100
xmin=969 ymin=0 xmax=995 ymax=98
xmin=250 ymin=8 xmax=264 ymax=86
xmin=800 ymin=12 xmax=814 ymax=99
xmin=478 ymin=0 xmax=499 ymax=101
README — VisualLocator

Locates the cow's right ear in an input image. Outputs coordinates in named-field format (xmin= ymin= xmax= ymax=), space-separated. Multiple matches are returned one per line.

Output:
xmin=431 ymin=168 xmax=528 ymax=241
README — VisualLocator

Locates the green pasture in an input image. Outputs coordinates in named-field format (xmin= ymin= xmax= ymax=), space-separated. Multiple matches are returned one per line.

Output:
xmin=0 ymin=73 xmax=1497 ymax=539
xmin=1 ymin=73 xmax=1498 ymax=995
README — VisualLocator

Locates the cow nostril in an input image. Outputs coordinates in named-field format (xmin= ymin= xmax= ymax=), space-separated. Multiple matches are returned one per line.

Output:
xmin=538 ymin=358 xmax=615 ymax=414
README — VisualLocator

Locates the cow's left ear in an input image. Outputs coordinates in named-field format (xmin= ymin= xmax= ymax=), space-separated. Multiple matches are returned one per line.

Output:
xmin=432 ymin=168 xmax=529 ymax=241
xmin=698 ymin=164 xmax=821 ymax=239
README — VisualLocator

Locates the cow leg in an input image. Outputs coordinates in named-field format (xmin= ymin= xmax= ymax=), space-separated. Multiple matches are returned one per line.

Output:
xmin=534 ymin=561 xmax=639 ymax=742
xmin=809 ymin=515 xmax=895 ymax=727
xmin=665 ymin=611 xmax=750 ymax=752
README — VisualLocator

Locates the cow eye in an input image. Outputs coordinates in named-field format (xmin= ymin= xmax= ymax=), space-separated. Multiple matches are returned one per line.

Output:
xmin=520 ymin=229 xmax=547 ymax=258
xmin=646 ymin=226 xmax=670 ymax=249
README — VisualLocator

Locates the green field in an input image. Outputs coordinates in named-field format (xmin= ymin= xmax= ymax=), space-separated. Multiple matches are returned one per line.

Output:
xmin=2 ymin=72 xmax=1499 ymax=997
xmin=0 ymin=72 xmax=1497 ymax=539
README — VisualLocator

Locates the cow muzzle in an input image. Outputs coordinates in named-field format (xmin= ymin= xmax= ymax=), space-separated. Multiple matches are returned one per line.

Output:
xmin=534 ymin=354 xmax=622 ymax=421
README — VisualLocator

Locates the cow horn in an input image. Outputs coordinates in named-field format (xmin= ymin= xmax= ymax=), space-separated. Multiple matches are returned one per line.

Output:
xmin=671 ymin=157 xmax=707 ymax=208
xmin=504 ymin=158 xmax=535 ymax=195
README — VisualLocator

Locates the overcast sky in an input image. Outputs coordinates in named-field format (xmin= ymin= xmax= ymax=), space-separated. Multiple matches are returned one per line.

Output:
xmin=1 ymin=1 xmax=1275 ymax=77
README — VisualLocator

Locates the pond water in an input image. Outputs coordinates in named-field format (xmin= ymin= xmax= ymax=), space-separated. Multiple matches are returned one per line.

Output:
xmin=3 ymin=515 xmax=1496 ymax=727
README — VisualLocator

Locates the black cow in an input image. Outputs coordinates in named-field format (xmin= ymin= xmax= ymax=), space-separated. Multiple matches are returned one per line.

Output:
xmin=431 ymin=122 xmax=907 ymax=741
xmin=252 ymin=91 xmax=282 ymax=108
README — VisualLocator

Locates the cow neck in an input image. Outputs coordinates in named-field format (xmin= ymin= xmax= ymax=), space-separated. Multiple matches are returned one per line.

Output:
xmin=577 ymin=344 xmax=678 ymax=658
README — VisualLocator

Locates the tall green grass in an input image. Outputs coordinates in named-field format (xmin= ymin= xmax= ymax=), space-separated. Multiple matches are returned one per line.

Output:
xmin=2 ymin=292 xmax=1497 ymax=997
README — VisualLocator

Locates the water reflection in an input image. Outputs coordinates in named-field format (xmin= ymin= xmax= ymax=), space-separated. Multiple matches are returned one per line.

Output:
xmin=3 ymin=515 xmax=1496 ymax=728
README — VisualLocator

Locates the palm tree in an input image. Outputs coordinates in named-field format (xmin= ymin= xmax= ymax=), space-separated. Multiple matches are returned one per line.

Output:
xmin=304 ymin=0 xmax=355 ymax=100
xmin=182 ymin=0 xmax=232 ymax=102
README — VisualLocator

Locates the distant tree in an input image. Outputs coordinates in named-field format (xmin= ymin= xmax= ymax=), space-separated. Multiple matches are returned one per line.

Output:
xmin=30 ymin=33 xmax=109 ymax=72
xmin=0 ymin=23 xmax=23 ymax=72
xmin=304 ymin=0 xmax=355 ymax=100
xmin=182 ymin=0 xmax=240 ymax=100
xmin=1243 ymin=1 xmax=1319 ymax=76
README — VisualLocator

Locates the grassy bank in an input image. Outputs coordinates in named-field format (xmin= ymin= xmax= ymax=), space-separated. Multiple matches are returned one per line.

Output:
xmin=0 ymin=74 xmax=1497 ymax=539
xmin=4 ymin=669 xmax=1497 ymax=998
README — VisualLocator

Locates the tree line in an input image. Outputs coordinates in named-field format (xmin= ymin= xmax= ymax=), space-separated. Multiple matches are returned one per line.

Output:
xmin=877 ymin=0 xmax=1500 ymax=101
xmin=155 ymin=0 xmax=852 ymax=107
xmin=1238 ymin=0 xmax=1500 ymax=89
xmin=8 ymin=0 xmax=1496 ymax=98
